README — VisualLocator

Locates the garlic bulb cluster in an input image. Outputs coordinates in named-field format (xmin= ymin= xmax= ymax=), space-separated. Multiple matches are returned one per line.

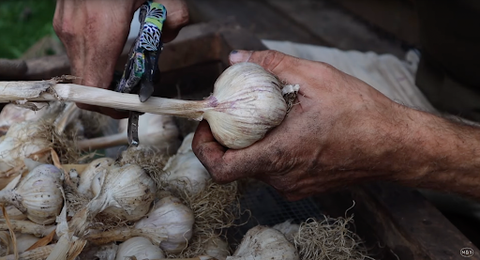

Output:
xmin=86 ymin=195 xmax=195 ymax=254
xmin=134 ymin=196 xmax=195 ymax=253
xmin=0 ymin=121 xmax=51 ymax=188
xmin=118 ymin=113 xmax=181 ymax=153
xmin=115 ymin=237 xmax=165 ymax=260
xmin=0 ymin=164 xmax=64 ymax=225
xmin=227 ymin=226 xmax=299 ymax=260
xmin=162 ymin=133 xmax=210 ymax=194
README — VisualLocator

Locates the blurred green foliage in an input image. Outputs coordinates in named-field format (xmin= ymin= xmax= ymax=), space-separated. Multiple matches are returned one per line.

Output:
xmin=0 ymin=0 xmax=57 ymax=59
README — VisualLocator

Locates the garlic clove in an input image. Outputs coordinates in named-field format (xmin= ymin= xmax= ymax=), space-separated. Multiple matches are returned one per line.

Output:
xmin=134 ymin=195 xmax=195 ymax=254
xmin=227 ymin=225 xmax=299 ymax=260
xmin=204 ymin=62 xmax=288 ymax=149
xmin=78 ymin=157 xmax=115 ymax=197
xmin=115 ymin=237 xmax=165 ymax=260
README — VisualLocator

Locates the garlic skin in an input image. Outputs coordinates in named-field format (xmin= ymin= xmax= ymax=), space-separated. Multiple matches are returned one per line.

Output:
xmin=162 ymin=133 xmax=210 ymax=194
xmin=0 ymin=103 xmax=47 ymax=128
xmin=0 ymin=164 xmax=64 ymax=225
xmin=0 ymin=121 xmax=51 ymax=186
xmin=118 ymin=113 xmax=181 ymax=154
xmin=115 ymin=237 xmax=165 ymax=260
xmin=273 ymin=220 xmax=300 ymax=243
xmin=90 ymin=164 xmax=156 ymax=221
xmin=227 ymin=226 xmax=299 ymax=260
xmin=134 ymin=196 xmax=194 ymax=254
xmin=205 ymin=237 xmax=230 ymax=260
xmin=77 ymin=157 xmax=115 ymax=197
xmin=15 ymin=233 xmax=41 ymax=253
xmin=203 ymin=62 xmax=287 ymax=149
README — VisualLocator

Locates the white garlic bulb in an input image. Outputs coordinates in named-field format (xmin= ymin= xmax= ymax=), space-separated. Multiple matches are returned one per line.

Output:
xmin=205 ymin=237 xmax=230 ymax=260
xmin=0 ymin=103 xmax=47 ymax=128
xmin=227 ymin=226 xmax=299 ymax=260
xmin=203 ymin=62 xmax=287 ymax=149
xmin=0 ymin=164 xmax=64 ymax=225
xmin=90 ymin=164 xmax=156 ymax=221
xmin=130 ymin=62 xmax=289 ymax=149
xmin=162 ymin=133 xmax=210 ymax=194
xmin=70 ymin=163 xmax=156 ymax=235
xmin=118 ymin=113 xmax=181 ymax=153
xmin=15 ymin=233 xmax=41 ymax=253
xmin=273 ymin=220 xmax=300 ymax=243
xmin=77 ymin=157 xmax=115 ymax=197
xmin=134 ymin=196 xmax=195 ymax=254
xmin=0 ymin=121 xmax=51 ymax=189
xmin=115 ymin=237 xmax=165 ymax=260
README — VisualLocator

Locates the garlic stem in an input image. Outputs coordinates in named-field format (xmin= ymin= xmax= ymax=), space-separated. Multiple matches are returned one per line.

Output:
xmin=0 ymin=244 xmax=56 ymax=260
xmin=0 ymin=219 xmax=55 ymax=237
xmin=85 ymin=226 xmax=168 ymax=246
xmin=0 ymin=81 xmax=208 ymax=120
xmin=77 ymin=132 xmax=128 ymax=151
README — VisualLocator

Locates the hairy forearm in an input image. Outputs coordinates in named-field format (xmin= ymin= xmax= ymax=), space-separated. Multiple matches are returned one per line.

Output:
xmin=382 ymin=106 xmax=480 ymax=199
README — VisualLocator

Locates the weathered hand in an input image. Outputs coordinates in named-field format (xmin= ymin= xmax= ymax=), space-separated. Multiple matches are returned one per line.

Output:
xmin=53 ymin=0 xmax=189 ymax=118
xmin=192 ymin=50 xmax=427 ymax=200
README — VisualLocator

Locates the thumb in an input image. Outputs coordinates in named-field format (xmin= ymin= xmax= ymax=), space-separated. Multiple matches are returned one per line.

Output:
xmin=229 ymin=50 xmax=305 ymax=82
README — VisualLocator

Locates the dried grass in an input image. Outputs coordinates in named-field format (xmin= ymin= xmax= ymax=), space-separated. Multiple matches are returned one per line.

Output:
xmin=293 ymin=203 xmax=375 ymax=260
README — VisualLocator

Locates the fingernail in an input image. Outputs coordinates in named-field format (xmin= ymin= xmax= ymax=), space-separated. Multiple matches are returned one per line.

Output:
xmin=229 ymin=50 xmax=250 ymax=64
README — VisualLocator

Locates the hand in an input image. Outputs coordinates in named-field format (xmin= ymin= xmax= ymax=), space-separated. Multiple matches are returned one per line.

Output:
xmin=53 ymin=0 xmax=189 ymax=118
xmin=192 ymin=50 xmax=480 ymax=201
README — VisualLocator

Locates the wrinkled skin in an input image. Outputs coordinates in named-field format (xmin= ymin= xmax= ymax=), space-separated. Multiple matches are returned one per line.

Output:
xmin=53 ymin=0 xmax=189 ymax=118
xmin=193 ymin=50 xmax=480 ymax=201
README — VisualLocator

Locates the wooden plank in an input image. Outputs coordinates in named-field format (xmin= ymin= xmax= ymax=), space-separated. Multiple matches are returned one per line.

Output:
xmin=351 ymin=183 xmax=480 ymax=260
xmin=185 ymin=0 xmax=330 ymax=46
xmin=264 ymin=0 xmax=406 ymax=57
xmin=331 ymin=0 xmax=420 ymax=47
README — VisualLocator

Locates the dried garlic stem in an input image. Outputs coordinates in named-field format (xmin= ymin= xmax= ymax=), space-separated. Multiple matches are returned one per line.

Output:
xmin=0 ymin=219 xmax=55 ymax=237
xmin=0 ymin=81 xmax=207 ymax=120
xmin=85 ymin=226 xmax=168 ymax=246
xmin=77 ymin=132 xmax=127 ymax=151
xmin=0 ymin=244 xmax=56 ymax=260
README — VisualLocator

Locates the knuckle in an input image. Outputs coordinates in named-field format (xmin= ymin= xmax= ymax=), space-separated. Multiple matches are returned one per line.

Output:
xmin=257 ymin=50 xmax=286 ymax=72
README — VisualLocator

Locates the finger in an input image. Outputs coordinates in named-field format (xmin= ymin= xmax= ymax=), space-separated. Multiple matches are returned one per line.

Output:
xmin=156 ymin=0 xmax=189 ymax=42
xmin=228 ymin=50 xmax=310 ymax=84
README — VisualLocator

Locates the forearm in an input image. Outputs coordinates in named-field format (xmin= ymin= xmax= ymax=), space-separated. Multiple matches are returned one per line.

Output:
xmin=382 ymin=106 xmax=480 ymax=199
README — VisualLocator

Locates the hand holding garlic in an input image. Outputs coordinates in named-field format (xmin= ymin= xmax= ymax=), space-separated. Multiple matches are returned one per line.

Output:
xmin=194 ymin=49 xmax=458 ymax=201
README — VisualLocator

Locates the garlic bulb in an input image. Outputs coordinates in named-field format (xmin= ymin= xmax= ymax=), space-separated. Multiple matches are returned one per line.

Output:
xmin=134 ymin=196 xmax=194 ymax=253
xmin=70 ymin=163 xmax=156 ymax=235
xmin=115 ymin=237 xmax=165 ymax=260
xmin=0 ymin=164 xmax=64 ymax=225
xmin=118 ymin=113 xmax=181 ymax=153
xmin=123 ymin=62 xmax=289 ymax=149
xmin=162 ymin=133 xmax=210 ymax=194
xmin=205 ymin=237 xmax=230 ymax=260
xmin=227 ymin=226 xmax=299 ymax=260
xmin=86 ymin=195 xmax=195 ymax=254
xmin=0 ymin=121 xmax=51 ymax=189
xmin=15 ymin=233 xmax=41 ymax=253
xmin=77 ymin=157 xmax=115 ymax=197
xmin=273 ymin=220 xmax=300 ymax=243
xmin=0 ymin=103 xmax=47 ymax=128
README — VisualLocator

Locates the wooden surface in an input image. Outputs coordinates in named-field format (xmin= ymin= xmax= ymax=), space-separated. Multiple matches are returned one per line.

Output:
xmin=186 ymin=0 xmax=407 ymax=58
